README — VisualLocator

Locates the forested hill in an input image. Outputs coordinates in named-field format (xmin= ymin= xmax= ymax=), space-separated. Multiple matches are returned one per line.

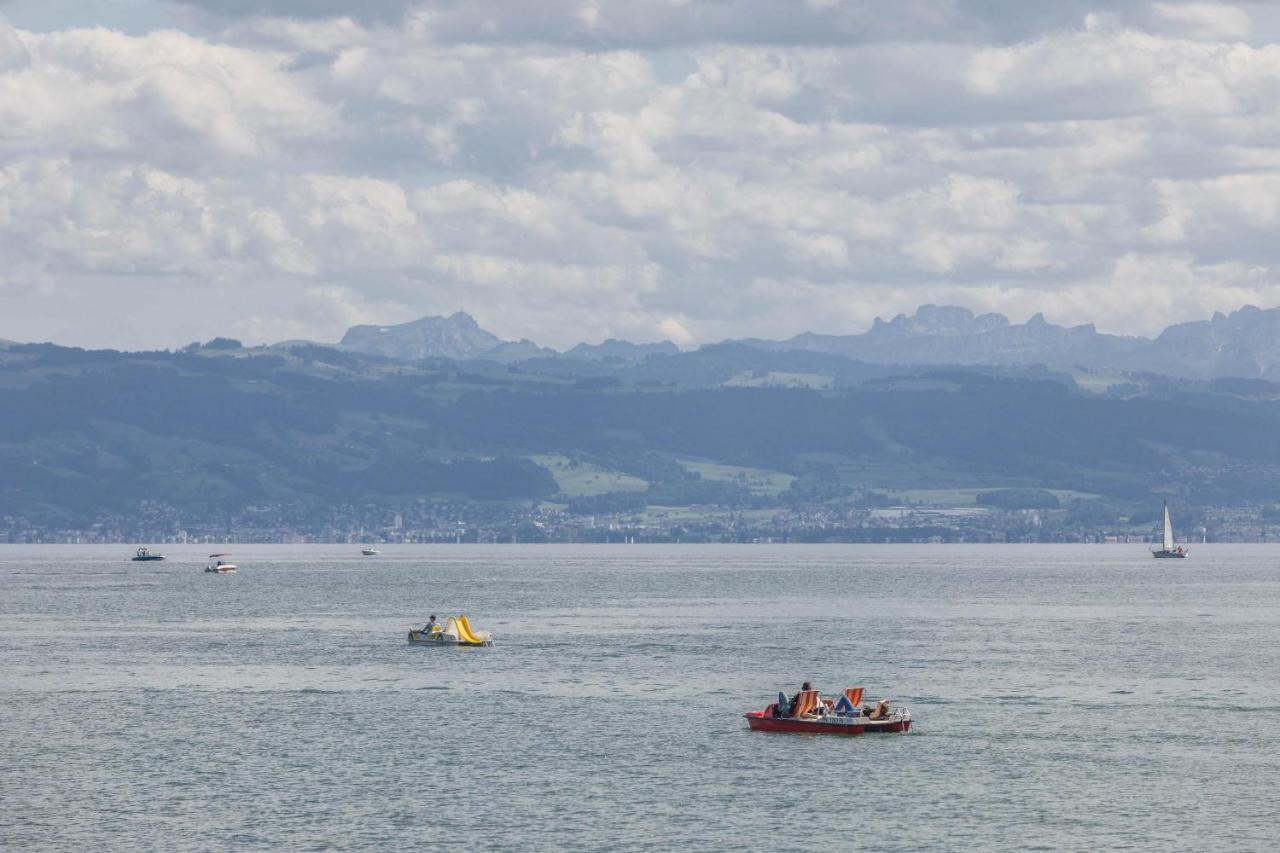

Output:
xmin=3 ymin=339 xmax=1280 ymax=527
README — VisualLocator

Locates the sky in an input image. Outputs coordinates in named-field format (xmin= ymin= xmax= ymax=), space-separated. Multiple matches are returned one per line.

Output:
xmin=3 ymin=1 xmax=1280 ymax=350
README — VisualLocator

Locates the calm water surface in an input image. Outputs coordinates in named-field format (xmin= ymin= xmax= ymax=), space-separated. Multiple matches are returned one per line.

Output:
xmin=2 ymin=544 xmax=1279 ymax=850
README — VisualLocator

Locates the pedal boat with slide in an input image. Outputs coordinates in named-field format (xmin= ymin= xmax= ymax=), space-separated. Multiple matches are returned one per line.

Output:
xmin=744 ymin=687 xmax=911 ymax=735
xmin=408 ymin=614 xmax=493 ymax=647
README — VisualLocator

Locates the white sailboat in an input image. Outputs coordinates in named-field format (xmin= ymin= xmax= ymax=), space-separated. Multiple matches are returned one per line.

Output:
xmin=1151 ymin=501 xmax=1187 ymax=558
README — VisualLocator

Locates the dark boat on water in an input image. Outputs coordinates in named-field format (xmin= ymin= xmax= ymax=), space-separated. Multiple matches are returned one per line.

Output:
xmin=131 ymin=547 xmax=166 ymax=562
xmin=1152 ymin=501 xmax=1188 ymax=558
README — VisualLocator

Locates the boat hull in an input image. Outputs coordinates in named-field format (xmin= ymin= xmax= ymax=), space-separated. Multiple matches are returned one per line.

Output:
xmin=407 ymin=632 xmax=492 ymax=647
xmin=744 ymin=710 xmax=911 ymax=735
xmin=132 ymin=556 xmax=165 ymax=562
xmin=204 ymin=566 xmax=237 ymax=573
xmin=1152 ymin=550 xmax=1187 ymax=558
xmin=407 ymin=637 xmax=491 ymax=647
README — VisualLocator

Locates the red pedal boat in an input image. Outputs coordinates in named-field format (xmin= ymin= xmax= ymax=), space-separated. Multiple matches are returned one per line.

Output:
xmin=744 ymin=687 xmax=911 ymax=735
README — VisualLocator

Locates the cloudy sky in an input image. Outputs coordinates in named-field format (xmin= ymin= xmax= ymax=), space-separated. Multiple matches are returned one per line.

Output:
xmin=3 ymin=1 xmax=1280 ymax=350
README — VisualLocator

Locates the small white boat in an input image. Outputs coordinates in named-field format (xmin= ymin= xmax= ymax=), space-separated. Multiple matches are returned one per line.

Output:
xmin=361 ymin=548 xmax=381 ymax=556
xmin=205 ymin=553 xmax=237 ymax=573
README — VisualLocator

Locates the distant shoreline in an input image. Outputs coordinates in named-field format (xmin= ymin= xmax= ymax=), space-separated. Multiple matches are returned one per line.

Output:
xmin=0 ymin=541 xmax=1247 ymax=548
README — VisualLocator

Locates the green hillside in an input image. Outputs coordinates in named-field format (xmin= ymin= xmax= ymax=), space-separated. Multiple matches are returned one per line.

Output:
xmin=3 ymin=340 xmax=1280 ymax=529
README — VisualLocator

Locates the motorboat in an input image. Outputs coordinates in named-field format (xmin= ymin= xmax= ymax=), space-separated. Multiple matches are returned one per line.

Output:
xmin=131 ymin=547 xmax=166 ymax=562
xmin=744 ymin=687 xmax=911 ymax=735
xmin=1151 ymin=501 xmax=1188 ymax=558
xmin=361 ymin=548 xmax=381 ymax=556
xmin=408 ymin=614 xmax=493 ymax=646
xmin=204 ymin=553 xmax=237 ymax=573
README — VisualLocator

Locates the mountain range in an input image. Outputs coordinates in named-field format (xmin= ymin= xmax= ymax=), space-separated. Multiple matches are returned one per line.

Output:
xmin=7 ymin=314 xmax=1280 ymax=534
xmin=288 ymin=304 xmax=1280 ymax=381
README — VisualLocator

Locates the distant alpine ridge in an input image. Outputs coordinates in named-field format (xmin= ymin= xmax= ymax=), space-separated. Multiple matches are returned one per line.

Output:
xmin=337 ymin=312 xmax=553 ymax=363
xmin=743 ymin=304 xmax=1280 ymax=379
xmin=287 ymin=303 xmax=1280 ymax=380
xmin=324 ymin=312 xmax=678 ymax=364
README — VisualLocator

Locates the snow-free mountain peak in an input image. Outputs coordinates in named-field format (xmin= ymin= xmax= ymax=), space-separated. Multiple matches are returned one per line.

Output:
xmin=338 ymin=312 xmax=503 ymax=361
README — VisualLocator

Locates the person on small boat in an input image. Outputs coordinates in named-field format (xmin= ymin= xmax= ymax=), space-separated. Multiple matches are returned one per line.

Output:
xmin=771 ymin=682 xmax=813 ymax=718
xmin=786 ymin=681 xmax=814 ymax=716
xmin=789 ymin=681 xmax=812 ymax=712
xmin=423 ymin=615 xmax=440 ymax=635
xmin=867 ymin=698 xmax=892 ymax=720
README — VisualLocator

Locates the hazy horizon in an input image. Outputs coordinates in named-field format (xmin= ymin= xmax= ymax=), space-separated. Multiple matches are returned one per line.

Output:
xmin=5 ymin=298 xmax=1280 ymax=353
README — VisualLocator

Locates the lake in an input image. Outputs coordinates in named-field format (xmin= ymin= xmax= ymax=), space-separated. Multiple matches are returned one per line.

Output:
xmin=2 ymin=544 xmax=1278 ymax=850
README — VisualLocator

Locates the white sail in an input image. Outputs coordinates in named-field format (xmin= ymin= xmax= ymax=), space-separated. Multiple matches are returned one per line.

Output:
xmin=1162 ymin=502 xmax=1174 ymax=551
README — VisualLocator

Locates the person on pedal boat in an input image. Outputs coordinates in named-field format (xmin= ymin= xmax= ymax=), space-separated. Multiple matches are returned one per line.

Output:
xmin=865 ymin=698 xmax=892 ymax=720
xmin=771 ymin=681 xmax=817 ymax=717
xmin=786 ymin=681 xmax=814 ymax=715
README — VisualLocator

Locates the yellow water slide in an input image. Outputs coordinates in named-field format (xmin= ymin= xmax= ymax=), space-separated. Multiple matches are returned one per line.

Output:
xmin=456 ymin=614 xmax=483 ymax=644
xmin=436 ymin=614 xmax=489 ymax=644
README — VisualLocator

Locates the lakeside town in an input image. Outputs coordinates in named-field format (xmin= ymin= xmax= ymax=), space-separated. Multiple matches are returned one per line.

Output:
xmin=7 ymin=498 xmax=1280 ymax=545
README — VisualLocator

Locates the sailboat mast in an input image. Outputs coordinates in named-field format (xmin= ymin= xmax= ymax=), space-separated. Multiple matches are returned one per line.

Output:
xmin=1162 ymin=501 xmax=1174 ymax=551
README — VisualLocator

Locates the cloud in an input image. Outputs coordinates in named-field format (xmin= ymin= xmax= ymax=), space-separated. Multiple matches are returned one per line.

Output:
xmin=1153 ymin=2 xmax=1253 ymax=39
xmin=168 ymin=1 xmax=1165 ymax=47
xmin=3 ymin=4 xmax=1280 ymax=349
xmin=0 ymin=23 xmax=339 ymax=197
